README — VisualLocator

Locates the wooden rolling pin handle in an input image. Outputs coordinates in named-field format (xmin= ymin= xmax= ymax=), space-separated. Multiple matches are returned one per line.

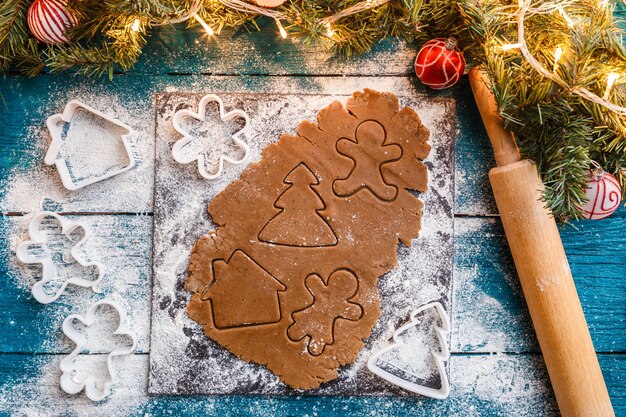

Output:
xmin=469 ymin=68 xmax=614 ymax=417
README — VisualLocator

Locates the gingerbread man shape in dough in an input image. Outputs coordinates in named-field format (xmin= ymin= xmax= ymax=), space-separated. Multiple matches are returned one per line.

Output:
xmin=333 ymin=120 xmax=402 ymax=201
xmin=287 ymin=269 xmax=363 ymax=356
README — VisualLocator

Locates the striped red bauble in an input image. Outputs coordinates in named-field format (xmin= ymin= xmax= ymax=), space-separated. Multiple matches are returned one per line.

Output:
xmin=580 ymin=168 xmax=622 ymax=220
xmin=415 ymin=38 xmax=465 ymax=90
xmin=27 ymin=0 xmax=78 ymax=44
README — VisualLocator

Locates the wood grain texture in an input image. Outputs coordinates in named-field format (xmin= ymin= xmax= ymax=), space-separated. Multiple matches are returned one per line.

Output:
xmin=1 ymin=353 xmax=625 ymax=416
xmin=134 ymin=24 xmax=417 ymax=76
xmin=0 ymin=215 xmax=152 ymax=354
xmin=454 ymin=214 xmax=626 ymax=354
xmin=468 ymin=69 xmax=520 ymax=167
xmin=2 ymin=215 xmax=623 ymax=355
xmin=471 ymin=69 xmax=614 ymax=416
xmin=0 ymin=7 xmax=625 ymax=413
xmin=490 ymin=161 xmax=613 ymax=417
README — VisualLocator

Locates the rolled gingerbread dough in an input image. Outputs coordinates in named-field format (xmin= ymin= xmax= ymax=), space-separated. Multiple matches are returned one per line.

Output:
xmin=186 ymin=89 xmax=430 ymax=389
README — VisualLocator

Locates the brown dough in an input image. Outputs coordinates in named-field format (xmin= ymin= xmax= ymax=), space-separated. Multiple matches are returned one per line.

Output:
xmin=186 ymin=89 xmax=430 ymax=389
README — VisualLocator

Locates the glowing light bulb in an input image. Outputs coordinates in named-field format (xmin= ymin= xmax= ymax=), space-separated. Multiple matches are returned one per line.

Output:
xmin=193 ymin=13 xmax=214 ymax=36
xmin=558 ymin=7 xmax=575 ymax=28
xmin=131 ymin=19 xmax=141 ymax=32
xmin=276 ymin=19 xmax=287 ymax=39
xmin=501 ymin=43 xmax=522 ymax=51
xmin=604 ymin=72 xmax=619 ymax=100
xmin=325 ymin=21 xmax=335 ymax=37
xmin=553 ymin=47 xmax=563 ymax=72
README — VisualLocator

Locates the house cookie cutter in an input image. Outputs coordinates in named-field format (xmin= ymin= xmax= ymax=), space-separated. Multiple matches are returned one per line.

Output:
xmin=367 ymin=301 xmax=451 ymax=399
xmin=171 ymin=94 xmax=250 ymax=179
xmin=60 ymin=300 xmax=137 ymax=401
xmin=16 ymin=211 xmax=103 ymax=304
xmin=45 ymin=100 xmax=136 ymax=190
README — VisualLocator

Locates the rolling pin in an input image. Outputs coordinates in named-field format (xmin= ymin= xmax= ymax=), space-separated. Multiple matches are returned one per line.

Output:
xmin=469 ymin=67 xmax=614 ymax=417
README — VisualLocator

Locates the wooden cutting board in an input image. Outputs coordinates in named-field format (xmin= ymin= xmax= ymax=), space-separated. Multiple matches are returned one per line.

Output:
xmin=149 ymin=92 xmax=456 ymax=395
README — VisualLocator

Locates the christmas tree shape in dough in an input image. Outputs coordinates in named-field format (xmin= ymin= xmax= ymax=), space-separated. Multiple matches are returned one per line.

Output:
xmin=259 ymin=163 xmax=338 ymax=247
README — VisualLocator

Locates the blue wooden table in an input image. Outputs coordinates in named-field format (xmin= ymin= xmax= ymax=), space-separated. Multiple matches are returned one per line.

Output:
xmin=1 ymin=13 xmax=625 ymax=417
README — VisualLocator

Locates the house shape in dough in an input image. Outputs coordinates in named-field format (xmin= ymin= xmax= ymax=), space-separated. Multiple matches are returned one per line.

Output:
xmin=204 ymin=250 xmax=286 ymax=329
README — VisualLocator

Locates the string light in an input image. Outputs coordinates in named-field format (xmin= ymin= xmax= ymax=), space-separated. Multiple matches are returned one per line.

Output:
xmin=507 ymin=0 xmax=626 ymax=115
xmin=214 ymin=0 xmax=387 ymax=40
xmin=501 ymin=43 xmax=522 ymax=51
xmin=325 ymin=21 xmax=335 ymax=37
xmin=553 ymin=47 xmax=563 ymax=72
xmin=131 ymin=19 xmax=141 ymax=32
xmin=275 ymin=19 xmax=287 ymax=38
xmin=558 ymin=7 xmax=575 ymax=28
xmin=192 ymin=13 xmax=214 ymax=36
xmin=604 ymin=73 xmax=619 ymax=100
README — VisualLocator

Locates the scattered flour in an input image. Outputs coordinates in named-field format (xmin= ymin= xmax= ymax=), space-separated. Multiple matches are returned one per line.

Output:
xmin=0 ymin=354 xmax=147 ymax=417
xmin=0 ymin=90 xmax=154 ymax=214
xmin=451 ymin=217 xmax=537 ymax=353
xmin=0 ymin=75 xmax=553 ymax=414
xmin=149 ymin=92 xmax=456 ymax=395
xmin=3 ymin=214 xmax=152 ymax=354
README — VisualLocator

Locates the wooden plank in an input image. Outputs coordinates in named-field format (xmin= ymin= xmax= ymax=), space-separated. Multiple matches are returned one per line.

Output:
xmin=134 ymin=21 xmax=416 ymax=77
xmin=129 ymin=7 xmax=626 ymax=76
xmin=453 ymin=214 xmax=626 ymax=354
xmin=0 ymin=352 xmax=624 ymax=416
xmin=0 ymin=214 xmax=152 ymax=354
xmin=0 ymin=74 xmax=492 ymax=215
xmin=453 ymin=79 xmax=498 ymax=215
xmin=1 ymin=213 xmax=623 ymax=355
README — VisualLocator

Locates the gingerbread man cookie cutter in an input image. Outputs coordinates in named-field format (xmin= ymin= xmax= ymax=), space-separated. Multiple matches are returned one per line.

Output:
xmin=367 ymin=301 xmax=451 ymax=399
xmin=171 ymin=94 xmax=250 ymax=180
xmin=16 ymin=211 xmax=103 ymax=304
xmin=60 ymin=300 xmax=137 ymax=401
xmin=45 ymin=100 xmax=137 ymax=191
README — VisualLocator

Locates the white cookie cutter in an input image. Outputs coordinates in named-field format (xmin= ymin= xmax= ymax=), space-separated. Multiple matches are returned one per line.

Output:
xmin=367 ymin=301 xmax=451 ymax=399
xmin=171 ymin=94 xmax=250 ymax=179
xmin=60 ymin=300 xmax=137 ymax=401
xmin=16 ymin=211 xmax=103 ymax=304
xmin=45 ymin=100 xmax=136 ymax=190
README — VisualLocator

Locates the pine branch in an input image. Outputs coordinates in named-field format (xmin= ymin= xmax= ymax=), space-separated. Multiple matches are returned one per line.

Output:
xmin=0 ymin=0 xmax=623 ymax=220
xmin=0 ymin=0 xmax=43 ymax=73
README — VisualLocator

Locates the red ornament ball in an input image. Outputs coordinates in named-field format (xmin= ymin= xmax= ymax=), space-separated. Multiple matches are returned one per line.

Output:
xmin=580 ymin=169 xmax=622 ymax=220
xmin=415 ymin=38 xmax=466 ymax=90
xmin=27 ymin=0 xmax=78 ymax=44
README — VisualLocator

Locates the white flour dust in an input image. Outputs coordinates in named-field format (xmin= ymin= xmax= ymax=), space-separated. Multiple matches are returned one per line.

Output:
xmin=149 ymin=92 xmax=456 ymax=395
xmin=0 ymin=76 xmax=542 ymax=414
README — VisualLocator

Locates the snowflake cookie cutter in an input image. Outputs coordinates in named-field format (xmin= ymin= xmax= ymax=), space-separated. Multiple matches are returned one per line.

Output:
xmin=367 ymin=301 xmax=451 ymax=399
xmin=45 ymin=100 xmax=136 ymax=190
xmin=16 ymin=211 xmax=103 ymax=304
xmin=60 ymin=300 xmax=137 ymax=401
xmin=171 ymin=94 xmax=250 ymax=179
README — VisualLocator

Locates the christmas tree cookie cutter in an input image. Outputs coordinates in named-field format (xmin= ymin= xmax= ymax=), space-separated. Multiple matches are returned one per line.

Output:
xmin=171 ymin=94 xmax=250 ymax=179
xmin=60 ymin=300 xmax=137 ymax=401
xmin=45 ymin=100 xmax=136 ymax=190
xmin=367 ymin=301 xmax=451 ymax=399
xmin=16 ymin=211 xmax=103 ymax=304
